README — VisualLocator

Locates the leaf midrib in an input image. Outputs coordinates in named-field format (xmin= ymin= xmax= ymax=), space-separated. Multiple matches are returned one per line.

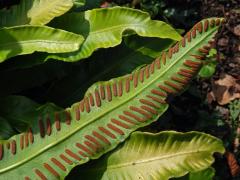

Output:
xmin=105 ymin=149 xmax=211 ymax=170
xmin=0 ymin=40 xmax=80 ymax=48
xmin=1 ymin=26 xmax=217 ymax=173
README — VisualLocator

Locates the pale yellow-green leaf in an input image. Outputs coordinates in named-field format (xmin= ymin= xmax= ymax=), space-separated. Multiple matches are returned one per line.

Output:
xmin=28 ymin=0 xmax=73 ymax=25
xmin=76 ymin=131 xmax=224 ymax=180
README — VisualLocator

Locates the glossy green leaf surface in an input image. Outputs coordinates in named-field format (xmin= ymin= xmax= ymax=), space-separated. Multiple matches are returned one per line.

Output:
xmin=0 ymin=26 xmax=84 ymax=62
xmin=0 ymin=0 xmax=85 ymax=27
xmin=74 ymin=131 xmax=223 ymax=180
xmin=0 ymin=18 xmax=223 ymax=179
xmin=49 ymin=7 xmax=182 ymax=61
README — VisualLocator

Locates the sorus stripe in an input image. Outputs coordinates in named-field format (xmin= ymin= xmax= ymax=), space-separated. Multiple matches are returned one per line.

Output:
xmin=111 ymin=118 xmax=130 ymax=129
xmin=146 ymin=95 xmax=166 ymax=104
xmin=94 ymin=89 xmax=101 ymax=107
xmin=51 ymin=158 xmax=66 ymax=171
xmin=158 ymin=84 xmax=176 ymax=94
xmin=118 ymin=115 xmax=137 ymax=125
xmin=35 ymin=169 xmax=47 ymax=180
xmin=140 ymin=105 xmax=158 ymax=115
xmin=43 ymin=163 xmax=59 ymax=177
xmin=123 ymin=111 xmax=145 ymax=122
xmin=129 ymin=106 xmax=152 ymax=119
xmin=84 ymin=141 xmax=98 ymax=152
xmin=29 ymin=128 xmax=34 ymax=144
xmin=84 ymin=97 xmax=90 ymax=113
xmin=46 ymin=116 xmax=51 ymax=135
xmin=118 ymin=80 xmax=123 ymax=97
xmin=76 ymin=143 xmax=93 ymax=155
xmin=107 ymin=123 xmax=125 ymax=135
xmin=92 ymin=131 xmax=111 ymax=145
xmin=100 ymin=85 xmax=105 ymax=100
xmin=89 ymin=93 xmax=95 ymax=106
xmin=98 ymin=127 xmax=116 ymax=139
xmin=65 ymin=149 xmax=81 ymax=161
xmin=112 ymin=82 xmax=118 ymax=97
xmin=55 ymin=112 xmax=61 ymax=131
xmin=60 ymin=154 xmax=73 ymax=165
xmin=139 ymin=99 xmax=160 ymax=108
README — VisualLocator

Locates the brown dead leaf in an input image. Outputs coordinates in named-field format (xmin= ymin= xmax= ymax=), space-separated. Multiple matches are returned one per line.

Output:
xmin=225 ymin=151 xmax=240 ymax=177
xmin=208 ymin=74 xmax=240 ymax=105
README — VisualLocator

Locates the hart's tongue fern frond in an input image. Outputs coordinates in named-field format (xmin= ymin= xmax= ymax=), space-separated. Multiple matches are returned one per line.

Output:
xmin=0 ymin=18 xmax=223 ymax=179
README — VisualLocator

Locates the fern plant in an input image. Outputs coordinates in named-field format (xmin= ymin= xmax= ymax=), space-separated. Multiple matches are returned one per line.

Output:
xmin=0 ymin=0 xmax=225 ymax=179
xmin=0 ymin=15 xmax=224 ymax=179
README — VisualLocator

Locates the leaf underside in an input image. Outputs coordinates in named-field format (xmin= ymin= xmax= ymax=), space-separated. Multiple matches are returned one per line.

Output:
xmin=73 ymin=131 xmax=224 ymax=180
xmin=0 ymin=18 xmax=223 ymax=179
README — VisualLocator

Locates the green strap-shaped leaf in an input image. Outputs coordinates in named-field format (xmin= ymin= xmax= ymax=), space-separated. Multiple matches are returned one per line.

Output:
xmin=73 ymin=131 xmax=223 ymax=180
xmin=0 ymin=25 xmax=84 ymax=62
xmin=48 ymin=7 xmax=182 ymax=61
xmin=0 ymin=0 xmax=85 ymax=27
xmin=0 ymin=18 xmax=223 ymax=179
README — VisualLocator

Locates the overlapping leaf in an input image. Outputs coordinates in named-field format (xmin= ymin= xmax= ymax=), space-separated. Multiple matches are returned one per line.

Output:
xmin=72 ymin=131 xmax=223 ymax=180
xmin=0 ymin=25 xmax=84 ymax=62
xmin=49 ymin=7 xmax=182 ymax=61
xmin=0 ymin=0 xmax=85 ymax=27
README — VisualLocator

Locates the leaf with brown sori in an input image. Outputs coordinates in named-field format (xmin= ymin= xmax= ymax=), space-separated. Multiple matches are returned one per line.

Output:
xmin=70 ymin=132 xmax=223 ymax=180
xmin=0 ymin=18 xmax=223 ymax=179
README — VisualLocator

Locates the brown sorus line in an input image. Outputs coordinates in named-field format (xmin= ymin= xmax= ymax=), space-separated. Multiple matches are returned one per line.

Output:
xmin=35 ymin=169 xmax=47 ymax=180
xmin=118 ymin=80 xmax=123 ymax=97
xmin=43 ymin=163 xmax=60 ymax=178
xmin=98 ymin=127 xmax=116 ymax=139
xmin=29 ymin=128 xmax=34 ymax=144
xmin=94 ymin=89 xmax=101 ymax=107
xmin=107 ymin=123 xmax=124 ymax=135
xmin=65 ymin=149 xmax=81 ymax=161
xmin=55 ymin=113 xmax=61 ymax=131
xmin=89 ymin=93 xmax=95 ymax=106
xmin=140 ymin=99 xmax=160 ymax=109
xmin=46 ymin=117 xmax=52 ymax=136
xmin=112 ymin=82 xmax=118 ymax=97
xmin=65 ymin=110 xmax=71 ymax=125
xmin=76 ymin=143 xmax=93 ymax=155
xmin=59 ymin=154 xmax=73 ymax=165
xmin=92 ymin=131 xmax=111 ymax=145
xmin=111 ymin=118 xmax=130 ymax=129
xmin=51 ymin=158 xmax=66 ymax=171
